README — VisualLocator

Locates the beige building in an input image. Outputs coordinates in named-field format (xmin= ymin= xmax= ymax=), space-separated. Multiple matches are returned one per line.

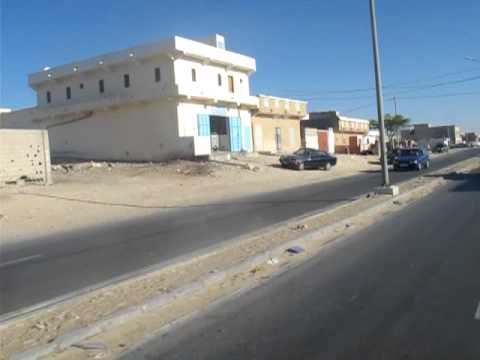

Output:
xmin=251 ymin=95 xmax=307 ymax=153
xmin=302 ymin=111 xmax=370 ymax=154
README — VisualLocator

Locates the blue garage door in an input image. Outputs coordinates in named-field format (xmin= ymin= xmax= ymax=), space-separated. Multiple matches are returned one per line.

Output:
xmin=229 ymin=117 xmax=242 ymax=152
xmin=197 ymin=114 xmax=211 ymax=136
xmin=243 ymin=125 xmax=252 ymax=152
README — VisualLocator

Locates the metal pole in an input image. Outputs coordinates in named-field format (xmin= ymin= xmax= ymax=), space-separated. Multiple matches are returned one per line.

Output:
xmin=369 ymin=0 xmax=390 ymax=186
xmin=393 ymin=96 xmax=398 ymax=115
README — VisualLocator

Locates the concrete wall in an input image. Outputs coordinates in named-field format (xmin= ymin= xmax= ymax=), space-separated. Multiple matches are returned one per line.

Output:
xmin=48 ymin=100 xmax=192 ymax=161
xmin=0 ymin=129 xmax=52 ymax=184
xmin=174 ymin=57 xmax=251 ymax=100
xmin=35 ymin=55 xmax=175 ymax=108
xmin=251 ymin=115 xmax=301 ymax=153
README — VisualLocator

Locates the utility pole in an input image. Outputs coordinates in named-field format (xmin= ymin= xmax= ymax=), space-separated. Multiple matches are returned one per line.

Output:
xmin=369 ymin=0 xmax=391 ymax=188
xmin=393 ymin=96 xmax=398 ymax=115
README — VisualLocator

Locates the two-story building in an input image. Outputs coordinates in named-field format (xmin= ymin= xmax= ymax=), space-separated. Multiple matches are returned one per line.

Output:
xmin=2 ymin=34 xmax=258 ymax=161
xmin=301 ymin=111 xmax=370 ymax=154
xmin=251 ymin=95 xmax=307 ymax=153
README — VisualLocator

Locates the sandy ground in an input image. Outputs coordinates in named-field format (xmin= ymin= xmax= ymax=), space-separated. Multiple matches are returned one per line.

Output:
xmin=0 ymin=153 xmax=381 ymax=244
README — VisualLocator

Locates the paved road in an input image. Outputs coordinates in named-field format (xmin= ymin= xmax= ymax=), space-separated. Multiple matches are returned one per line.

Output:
xmin=125 ymin=164 xmax=480 ymax=360
xmin=1 ymin=149 xmax=479 ymax=316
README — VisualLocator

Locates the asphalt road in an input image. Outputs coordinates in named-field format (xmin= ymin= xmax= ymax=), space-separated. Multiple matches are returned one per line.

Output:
xmin=125 ymin=163 xmax=480 ymax=360
xmin=1 ymin=148 xmax=479 ymax=316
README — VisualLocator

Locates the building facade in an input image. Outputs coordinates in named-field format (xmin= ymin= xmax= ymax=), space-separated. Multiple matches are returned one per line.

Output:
xmin=251 ymin=95 xmax=307 ymax=153
xmin=401 ymin=123 xmax=462 ymax=147
xmin=302 ymin=111 xmax=370 ymax=154
xmin=2 ymin=35 xmax=258 ymax=161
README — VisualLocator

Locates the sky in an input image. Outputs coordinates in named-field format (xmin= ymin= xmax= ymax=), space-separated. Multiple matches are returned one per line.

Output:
xmin=1 ymin=0 xmax=479 ymax=130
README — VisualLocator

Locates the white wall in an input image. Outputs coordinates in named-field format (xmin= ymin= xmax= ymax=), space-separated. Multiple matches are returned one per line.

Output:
xmin=48 ymin=100 xmax=192 ymax=161
xmin=36 ymin=55 xmax=175 ymax=108
xmin=174 ymin=57 xmax=251 ymax=101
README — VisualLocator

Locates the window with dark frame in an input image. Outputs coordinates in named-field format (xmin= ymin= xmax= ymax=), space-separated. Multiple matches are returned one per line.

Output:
xmin=79 ymin=83 xmax=84 ymax=89
xmin=217 ymin=74 xmax=222 ymax=86
xmin=228 ymin=75 xmax=234 ymax=93
xmin=99 ymin=79 xmax=105 ymax=93
xmin=155 ymin=67 xmax=161 ymax=82
xmin=66 ymin=86 xmax=71 ymax=100
xmin=46 ymin=91 xmax=51 ymax=104
xmin=192 ymin=68 xmax=197 ymax=82
xmin=124 ymin=74 xmax=130 ymax=88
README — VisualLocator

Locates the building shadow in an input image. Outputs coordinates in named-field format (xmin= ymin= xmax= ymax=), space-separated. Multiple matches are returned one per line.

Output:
xmin=424 ymin=171 xmax=480 ymax=192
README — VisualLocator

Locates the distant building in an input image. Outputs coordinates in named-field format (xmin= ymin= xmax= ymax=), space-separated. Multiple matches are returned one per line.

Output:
xmin=2 ymin=34 xmax=258 ymax=161
xmin=0 ymin=108 xmax=12 ymax=127
xmin=251 ymin=95 xmax=307 ymax=153
xmin=401 ymin=123 xmax=462 ymax=146
xmin=302 ymin=111 xmax=370 ymax=154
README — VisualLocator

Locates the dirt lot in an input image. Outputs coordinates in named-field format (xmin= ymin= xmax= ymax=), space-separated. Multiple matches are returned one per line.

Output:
xmin=0 ymin=153 xmax=381 ymax=244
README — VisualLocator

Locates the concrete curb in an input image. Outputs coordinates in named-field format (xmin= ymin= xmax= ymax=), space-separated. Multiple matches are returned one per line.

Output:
xmin=10 ymin=159 xmax=478 ymax=360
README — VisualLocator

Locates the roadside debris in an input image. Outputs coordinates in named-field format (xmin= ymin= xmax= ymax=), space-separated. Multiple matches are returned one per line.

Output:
xmin=291 ymin=224 xmax=308 ymax=231
xmin=286 ymin=246 xmax=305 ymax=254
xmin=267 ymin=257 xmax=279 ymax=265
xmin=393 ymin=200 xmax=402 ymax=206
xmin=71 ymin=341 xmax=107 ymax=351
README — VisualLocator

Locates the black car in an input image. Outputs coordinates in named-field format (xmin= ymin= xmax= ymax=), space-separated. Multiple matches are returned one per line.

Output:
xmin=433 ymin=143 xmax=449 ymax=153
xmin=279 ymin=148 xmax=337 ymax=171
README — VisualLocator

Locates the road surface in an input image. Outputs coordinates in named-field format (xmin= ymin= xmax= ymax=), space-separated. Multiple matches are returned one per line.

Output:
xmin=125 ymin=164 xmax=480 ymax=360
xmin=1 ymin=148 xmax=479 ymax=316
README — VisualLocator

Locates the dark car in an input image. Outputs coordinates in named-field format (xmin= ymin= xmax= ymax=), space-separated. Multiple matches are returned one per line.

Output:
xmin=387 ymin=149 xmax=400 ymax=165
xmin=433 ymin=143 xmax=449 ymax=153
xmin=280 ymin=148 xmax=337 ymax=171
xmin=393 ymin=148 xmax=430 ymax=171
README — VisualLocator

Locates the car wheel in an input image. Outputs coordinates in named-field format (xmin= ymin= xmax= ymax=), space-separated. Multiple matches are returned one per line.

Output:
xmin=297 ymin=162 xmax=304 ymax=171
xmin=323 ymin=162 xmax=332 ymax=171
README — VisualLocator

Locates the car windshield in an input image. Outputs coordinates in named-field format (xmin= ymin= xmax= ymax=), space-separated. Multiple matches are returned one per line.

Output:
xmin=294 ymin=148 xmax=309 ymax=155
xmin=399 ymin=149 xmax=420 ymax=156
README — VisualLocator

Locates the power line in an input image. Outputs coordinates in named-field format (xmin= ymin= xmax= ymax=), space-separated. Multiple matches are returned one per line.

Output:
xmin=340 ymin=90 xmax=480 ymax=115
xmin=277 ymin=67 xmax=480 ymax=97
xmin=300 ymin=75 xmax=480 ymax=101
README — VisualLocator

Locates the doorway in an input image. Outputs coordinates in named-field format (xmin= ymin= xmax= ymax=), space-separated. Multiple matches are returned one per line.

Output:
xmin=275 ymin=127 xmax=282 ymax=152
xmin=210 ymin=116 xmax=229 ymax=151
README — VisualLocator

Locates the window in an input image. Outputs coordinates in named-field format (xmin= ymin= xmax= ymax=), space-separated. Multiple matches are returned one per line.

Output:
xmin=79 ymin=83 xmax=84 ymax=89
xmin=217 ymin=74 xmax=222 ymax=86
xmin=155 ymin=67 xmax=161 ymax=82
xmin=228 ymin=75 xmax=234 ymax=93
xmin=191 ymin=68 xmax=197 ymax=82
xmin=46 ymin=91 xmax=51 ymax=104
xmin=99 ymin=79 xmax=105 ymax=93
xmin=124 ymin=74 xmax=130 ymax=88
xmin=66 ymin=86 xmax=71 ymax=100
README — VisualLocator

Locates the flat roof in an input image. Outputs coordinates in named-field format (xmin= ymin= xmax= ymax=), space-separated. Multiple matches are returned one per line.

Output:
xmin=29 ymin=35 xmax=256 ymax=88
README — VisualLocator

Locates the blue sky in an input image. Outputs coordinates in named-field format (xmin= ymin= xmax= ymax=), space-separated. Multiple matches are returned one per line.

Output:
xmin=1 ymin=0 xmax=479 ymax=130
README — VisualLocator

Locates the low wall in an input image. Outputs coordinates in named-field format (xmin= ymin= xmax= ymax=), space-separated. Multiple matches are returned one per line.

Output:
xmin=0 ymin=129 xmax=52 ymax=185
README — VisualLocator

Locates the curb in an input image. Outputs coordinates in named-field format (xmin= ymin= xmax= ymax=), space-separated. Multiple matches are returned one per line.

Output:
xmin=10 ymin=158 xmax=478 ymax=360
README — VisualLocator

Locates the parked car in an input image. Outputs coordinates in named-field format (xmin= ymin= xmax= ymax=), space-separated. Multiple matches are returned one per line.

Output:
xmin=387 ymin=149 xmax=399 ymax=165
xmin=393 ymin=148 xmax=430 ymax=171
xmin=279 ymin=148 xmax=337 ymax=171
xmin=433 ymin=143 xmax=449 ymax=153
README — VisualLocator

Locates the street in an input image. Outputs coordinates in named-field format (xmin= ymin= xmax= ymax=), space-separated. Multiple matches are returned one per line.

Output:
xmin=1 ymin=149 xmax=479 ymax=316
xmin=124 ymin=165 xmax=480 ymax=360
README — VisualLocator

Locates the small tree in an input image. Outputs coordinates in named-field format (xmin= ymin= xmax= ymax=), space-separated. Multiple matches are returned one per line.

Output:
xmin=370 ymin=114 xmax=410 ymax=147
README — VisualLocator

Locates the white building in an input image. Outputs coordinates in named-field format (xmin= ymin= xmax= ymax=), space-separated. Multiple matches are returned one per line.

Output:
xmin=2 ymin=34 xmax=258 ymax=161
